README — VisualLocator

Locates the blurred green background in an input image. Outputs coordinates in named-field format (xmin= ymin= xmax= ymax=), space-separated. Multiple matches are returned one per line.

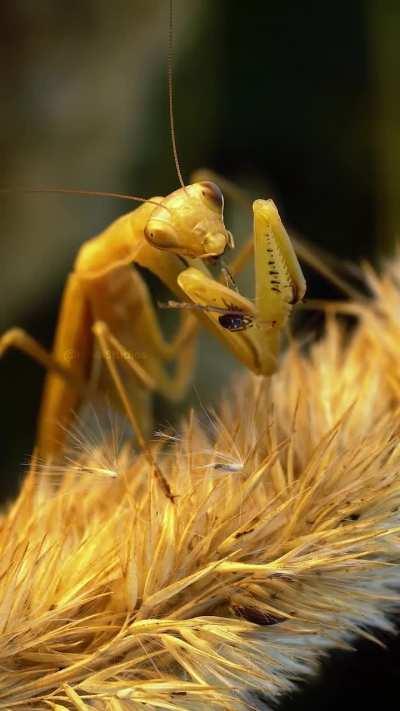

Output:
xmin=0 ymin=1 xmax=400 ymax=707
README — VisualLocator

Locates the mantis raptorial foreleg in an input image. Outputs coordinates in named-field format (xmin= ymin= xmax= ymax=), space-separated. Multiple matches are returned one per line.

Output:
xmin=192 ymin=168 xmax=365 ymax=302
xmin=176 ymin=198 xmax=306 ymax=376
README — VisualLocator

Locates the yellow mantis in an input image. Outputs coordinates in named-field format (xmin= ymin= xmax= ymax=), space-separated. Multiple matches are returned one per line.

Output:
xmin=0 ymin=2 xmax=306 ymax=466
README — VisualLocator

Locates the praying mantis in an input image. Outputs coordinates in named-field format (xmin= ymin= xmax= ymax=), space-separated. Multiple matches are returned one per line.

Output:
xmin=0 ymin=3 xmax=306 ymax=462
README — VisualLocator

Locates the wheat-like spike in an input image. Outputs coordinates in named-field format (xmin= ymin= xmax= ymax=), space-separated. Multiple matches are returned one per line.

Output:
xmin=2 ymin=258 xmax=400 ymax=709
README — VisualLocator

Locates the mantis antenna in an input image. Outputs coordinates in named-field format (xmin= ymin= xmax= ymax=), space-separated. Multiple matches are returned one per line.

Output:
xmin=1 ymin=2 xmax=186 ymax=207
xmin=168 ymin=0 xmax=186 ymax=189
xmin=0 ymin=187 xmax=174 ymax=216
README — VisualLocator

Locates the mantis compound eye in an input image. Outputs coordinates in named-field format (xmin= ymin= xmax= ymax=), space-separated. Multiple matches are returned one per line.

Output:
xmin=144 ymin=220 xmax=180 ymax=251
xmin=199 ymin=181 xmax=224 ymax=210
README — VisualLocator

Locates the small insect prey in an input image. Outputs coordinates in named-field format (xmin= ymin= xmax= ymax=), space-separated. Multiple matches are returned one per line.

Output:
xmin=159 ymin=300 xmax=256 ymax=332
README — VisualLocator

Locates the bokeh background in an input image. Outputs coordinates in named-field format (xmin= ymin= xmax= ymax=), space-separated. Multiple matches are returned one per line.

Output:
xmin=0 ymin=1 xmax=400 ymax=708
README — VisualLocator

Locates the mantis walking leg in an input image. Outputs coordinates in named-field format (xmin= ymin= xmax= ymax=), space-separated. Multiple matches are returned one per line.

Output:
xmin=36 ymin=260 xmax=198 ymax=457
xmin=0 ymin=327 xmax=91 ymax=400
xmin=0 ymin=179 xmax=244 ymax=457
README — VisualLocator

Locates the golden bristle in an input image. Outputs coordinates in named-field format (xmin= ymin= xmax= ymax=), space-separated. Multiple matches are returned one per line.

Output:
xmin=2 ymin=261 xmax=400 ymax=709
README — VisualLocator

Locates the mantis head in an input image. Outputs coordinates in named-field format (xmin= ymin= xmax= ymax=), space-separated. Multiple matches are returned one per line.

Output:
xmin=144 ymin=181 xmax=234 ymax=259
